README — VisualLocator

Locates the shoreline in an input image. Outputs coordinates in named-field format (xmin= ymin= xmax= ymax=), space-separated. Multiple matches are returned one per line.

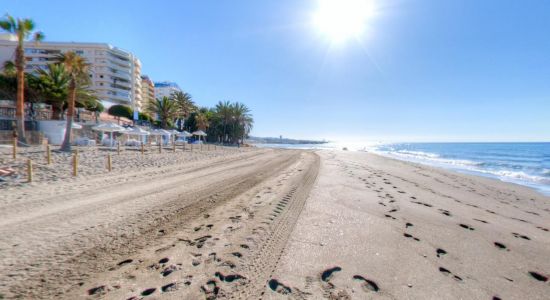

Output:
xmin=364 ymin=150 xmax=550 ymax=198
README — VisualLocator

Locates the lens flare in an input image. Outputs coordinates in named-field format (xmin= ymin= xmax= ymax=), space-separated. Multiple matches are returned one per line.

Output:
xmin=313 ymin=0 xmax=376 ymax=43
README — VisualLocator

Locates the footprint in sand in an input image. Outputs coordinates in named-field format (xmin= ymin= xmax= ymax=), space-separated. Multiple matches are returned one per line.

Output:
xmin=439 ymin=267 xmax=463 ymax=281
xmin=528 ymin=271 xmax=548 ymax=282
xmin=215 ymin=271 xmax=246 ymax=283
xmin=141 ymin=288 xmax=156 ymax=296
xmin=404 ymin=233 xmax=420 ymax=241
xmin=458 ymin=224 xmax=475 ymax=231
xmin=512 ymin=232 xmax=530 ymax=240
xmin=439 ymin=209 xmax=452 ymax=217
xmin=436 ymin=248 xmax=447 ymax=257
xmin=352 ymin=275 xmax=379 ymax=292
xmin=201 ymin=280 xmax=220 ymax=298
xmin=268 ymin=278 xmax=292 ymax=294
xmin=494 ymin=242 xmax=508 ymax=250
xmin=321 ymin=266 xmax=342 ymax=282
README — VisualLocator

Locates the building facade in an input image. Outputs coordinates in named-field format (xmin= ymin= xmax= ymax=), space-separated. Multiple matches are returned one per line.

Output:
xmin=0 ymin=36 xmax=143 ymax=112
xmin=154 ymin=81 xmax=181 ymax=100
xmin=140 ymin=75 xmax=155 ymax=109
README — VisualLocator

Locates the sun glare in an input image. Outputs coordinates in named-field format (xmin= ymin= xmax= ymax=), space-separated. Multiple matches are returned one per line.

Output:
xmin=313 ymin=0 xmax=376 ymax=43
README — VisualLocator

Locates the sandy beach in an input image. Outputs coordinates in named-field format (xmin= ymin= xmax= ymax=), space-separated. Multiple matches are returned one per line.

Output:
xmin=0 ymin=148 xmax=549 ymax=299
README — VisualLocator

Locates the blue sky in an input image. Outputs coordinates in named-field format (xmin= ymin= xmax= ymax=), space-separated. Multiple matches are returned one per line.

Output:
xmin=4 ymin=0 xmax=550 ymax=142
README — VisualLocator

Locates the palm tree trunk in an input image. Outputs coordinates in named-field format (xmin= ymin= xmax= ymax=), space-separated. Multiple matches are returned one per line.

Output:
xmin=15 ymin=46 xmax=26 ymax=143
xmin=60 ymin=81 xmax=76 ymax=152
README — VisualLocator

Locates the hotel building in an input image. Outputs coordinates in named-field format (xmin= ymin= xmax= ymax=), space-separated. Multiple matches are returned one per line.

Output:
xmin=154 ymin=81 xmax=181 ymax=99
xmin=0 ymin=35 xmax=143 ymax=112
xmin=141 ymin=75 xmax=155 ymax=109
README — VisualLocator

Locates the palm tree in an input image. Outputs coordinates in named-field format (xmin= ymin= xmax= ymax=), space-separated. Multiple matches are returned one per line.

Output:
xmin=215 ymin=100 xmax=232 ymax=143
xmin=231 ymin=102 xmax=253 ymax=145
xmin=195 ymin=113 xmax=209 ymax=131
xmin=2 ymin=60 xmax=16 ymax=76
xmin=171 ymin=91 xmax=197 ymax=130
xmin=147 ymin=96 xmax=177 ymax=129
xmin=35 ymin=63 xmax=69 ymax=119
xmin=58 ymin=51 xmax=90 ymax=152
xmin=0 ymin=15 xmax=44 ymax=143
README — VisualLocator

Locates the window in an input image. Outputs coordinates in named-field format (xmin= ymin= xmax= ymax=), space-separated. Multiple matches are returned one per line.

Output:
xmin=100 ymin=75 xmax=104 ymax=78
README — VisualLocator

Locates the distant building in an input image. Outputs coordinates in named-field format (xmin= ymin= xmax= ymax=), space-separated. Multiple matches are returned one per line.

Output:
xmin=154 ymin=81 xmax=181 ymax=99
xmin=141 ymin=75 xmax=155 ymax=109
xmin=0 ymin=35 xmax=143 ymax=112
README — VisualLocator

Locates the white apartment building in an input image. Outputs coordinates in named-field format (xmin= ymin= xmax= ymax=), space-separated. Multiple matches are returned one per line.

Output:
xmin=141 ymin=75 xmax=155 ymax=107
xmin=154 ymin=81 xmax=181 ymax=99
xmin=0 ymin=35 xmax=143 ymax=112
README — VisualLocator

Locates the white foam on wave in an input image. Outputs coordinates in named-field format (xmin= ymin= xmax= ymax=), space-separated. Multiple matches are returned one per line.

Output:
xmin=371 ymin=147 xmax=550 ymax=189
xmin=374 ymin=149 xmax=481 ymax=168
xmin=480 ymin=170 xmax=550 ymax=185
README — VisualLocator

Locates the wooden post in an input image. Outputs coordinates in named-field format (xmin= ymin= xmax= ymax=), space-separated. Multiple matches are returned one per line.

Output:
xmin=27 ymin=159 xmax=33 ymax=182
xmin=73 ymin=150 xmax=78 ymax=176
xmin=182 ymin=142 xmax=185 ymax=152
xmin=173 ymin=142 xmax=176 ymax=153
xmin=159 ymin=142 xmax=162 ymax=154
xmin=200 ymin=143 xmax=203 ymax=151
xmin=107 ymin=154 xmax=112 ymax=172
xmin=141 ymin=142 xmax=144 ymax=155
xmin=12 ymin=138 xmax=17 ymax=159
xmin=46 ymin=144 xmax=51 ymax=164
xmin=117 ymin=142 xmax=121 ymax=155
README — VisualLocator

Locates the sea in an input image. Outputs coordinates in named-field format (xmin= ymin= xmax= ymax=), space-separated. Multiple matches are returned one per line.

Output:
xmin=255 ymin=142 xmax=550 ymax=195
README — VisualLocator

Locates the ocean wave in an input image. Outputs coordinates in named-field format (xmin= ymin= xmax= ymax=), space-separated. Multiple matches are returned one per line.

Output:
xmin=395 ymin=150 xmax=440 ymax=158
xmin=377 ymin=149 xmax=482 ymax=167
xmin=373 ymin=148 xmax=550 ymax=186
xmin=478 ymin=170 xmax=550 ymax=185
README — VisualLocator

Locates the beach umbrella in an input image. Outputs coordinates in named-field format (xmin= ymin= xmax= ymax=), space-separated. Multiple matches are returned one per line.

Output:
xmin=125 ymin=126 xmax=150 ymax=136
xmin=125 ymin=127 xmax=150 ymax=144
xmin=168 ymin=129 xmax=179 ymax=142
xmin=176 ymin=130 xmax=192 ymax=137
xmin=57 ymin=122 xmax=82 ymax=129
xmin=92 ymin=122 xmax=126 ymax=147
xmin=150 ymin=129 xmax=171 ymax=145
xmin=192 ymin=130 xmax=207 ymax=143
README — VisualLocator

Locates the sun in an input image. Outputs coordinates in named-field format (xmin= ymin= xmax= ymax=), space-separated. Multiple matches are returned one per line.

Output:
xmin=312 ymin=0 xmax=376 ymax=43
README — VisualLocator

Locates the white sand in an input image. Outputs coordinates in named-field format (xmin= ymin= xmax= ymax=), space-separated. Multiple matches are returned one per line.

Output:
xmin=268 ymin=150 xmax=550 ymax=299
xmin=1 ymin=148 xmax=548 ymax=299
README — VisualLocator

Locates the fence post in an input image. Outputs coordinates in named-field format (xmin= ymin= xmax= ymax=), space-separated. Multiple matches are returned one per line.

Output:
xmin=73 ymin=149 xmax=78 ymax=176
xmin=12 ymin=137 xmax=17 ymax=159
xmin=141 ymin=142 xmax=144 ymax=155
xmin=159 ymin=142 xmax=162 ymax=154
xmin=117 ymin=142 xmax=121 ymax=155
xmin=107 ymin=154 xmax=112 ymax=172
xmin=173 ymin=142 xmax=176 ymax=153
xmin=46 ymin=144 xmax=51 ymax=164
xmin=27 ymin=159 xmax=33 ymax=182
